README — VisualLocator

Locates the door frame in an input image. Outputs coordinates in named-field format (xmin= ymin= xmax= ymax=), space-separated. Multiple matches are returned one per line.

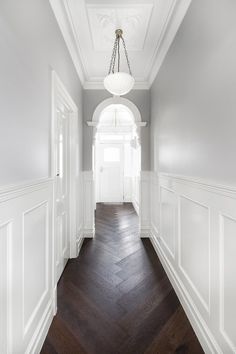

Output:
xmin=51 ymin=71 xmax=78 ymax=304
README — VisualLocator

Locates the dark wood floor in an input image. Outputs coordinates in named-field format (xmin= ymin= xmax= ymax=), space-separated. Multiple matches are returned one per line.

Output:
xmin=41 ymin=203 xmax=204 ymax=354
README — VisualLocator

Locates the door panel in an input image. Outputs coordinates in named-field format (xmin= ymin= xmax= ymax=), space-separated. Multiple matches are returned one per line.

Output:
xmin=98 ymin=144 xmax=124 ymax=202
xmin=55 ymin=105 xmax=70 ymax=281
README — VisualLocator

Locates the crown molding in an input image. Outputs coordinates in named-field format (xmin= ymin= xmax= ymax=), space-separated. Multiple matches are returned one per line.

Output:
xmin=49 ymin=0 xmax=86 ymax=85
xmin=83 ymin=80 xmax=150 ymax=90
xmin=147 ymin=0 xmax=192 ymax=86
xmin=49 ymin=0 xmax=192 ymax=90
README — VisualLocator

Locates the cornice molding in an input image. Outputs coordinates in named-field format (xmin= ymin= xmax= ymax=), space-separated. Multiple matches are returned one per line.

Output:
xmin=147 ymin=0 xmax=192 ymax=86
xmin=49 ymin=0 xmax=86 ymax=85
xmin=83 ymin=80 xmax=150 ymax=90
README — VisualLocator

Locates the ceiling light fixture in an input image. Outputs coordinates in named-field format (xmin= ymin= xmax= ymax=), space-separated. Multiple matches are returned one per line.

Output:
xmin=104 ymin=29 xmax=135 ymax=96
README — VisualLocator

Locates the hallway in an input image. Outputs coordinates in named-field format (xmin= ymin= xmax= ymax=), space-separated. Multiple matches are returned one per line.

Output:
xmin=41 ymin=204 xmax=203 ymax=354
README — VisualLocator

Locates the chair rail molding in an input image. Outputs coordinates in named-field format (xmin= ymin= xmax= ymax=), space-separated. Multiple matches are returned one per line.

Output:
xmin=150 ymin=171 xmax=236 ymax=353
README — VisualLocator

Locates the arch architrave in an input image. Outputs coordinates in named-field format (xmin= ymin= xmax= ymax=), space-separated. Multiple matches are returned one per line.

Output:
xmin=89 ymin=96 xmax=146 ymax=142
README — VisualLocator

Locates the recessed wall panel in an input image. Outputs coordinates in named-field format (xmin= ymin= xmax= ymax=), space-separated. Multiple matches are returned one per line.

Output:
xmin=0 ymin=222 xmax=11 ymax=353
xmin=179 ymin=196 xmax=209 ymax=310
xmin=220 ymin=215 xmax=236 ymax=351
xmin=23 ymin=202 xmax=48 ymax=333
xmin=160 ymin=187 xmax=176 ymax=258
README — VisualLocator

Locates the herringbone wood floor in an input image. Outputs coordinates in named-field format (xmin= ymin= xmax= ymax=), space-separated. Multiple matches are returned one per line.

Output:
xmin=41 ymin=203 xmax=204 ymax=354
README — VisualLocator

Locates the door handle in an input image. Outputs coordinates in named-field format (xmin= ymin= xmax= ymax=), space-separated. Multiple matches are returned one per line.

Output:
xmin=100 ymin=167 xmax=103 ymax=173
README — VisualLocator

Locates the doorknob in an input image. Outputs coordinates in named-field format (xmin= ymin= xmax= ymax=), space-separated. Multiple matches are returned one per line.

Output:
xmin=100 ymin=166 xmax=103 ymax=173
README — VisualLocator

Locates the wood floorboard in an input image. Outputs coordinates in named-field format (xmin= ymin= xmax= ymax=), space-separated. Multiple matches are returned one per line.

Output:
xmin=41 ymin=203 xmax=204 ymax=354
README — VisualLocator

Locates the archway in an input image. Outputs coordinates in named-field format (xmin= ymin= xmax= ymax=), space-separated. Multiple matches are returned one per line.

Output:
xmin=88 ymin=96 xmax=146 ymax=212
xmin=87 ymin=96 xmax=146 ymax=142
xmin=86 ymin=96 xmax=147 ymax=237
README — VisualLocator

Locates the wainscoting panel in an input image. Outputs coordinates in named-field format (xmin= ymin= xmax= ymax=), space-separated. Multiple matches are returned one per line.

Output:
xmin=179 ymin=196 xmax=210 ymax=312
xmin=139 ymin=171 xmax=150 ymax=237
xmin=0 ymin=221 xmax=11 ymax=354
xmin=23 ymin=201 xmax=49 ymax=336
xmin=219 ymin=215 xmax=236 ymax=352
xmin=124 ymin=176 xmax=132 ymax=202
xmin=76 ymin=172 xmax=84 ymax=253
xmin=83 ymin=171 xmax=95 ymax=238
xmin=160 ymin=186 xmax=176 ymax=259
xmin=150 ymin=172 xmax=236 ymax=353
xmin=132 ymin=175 xmax=140 ymax=215
xmin=0 ymin=180 xmax=54 ymax=354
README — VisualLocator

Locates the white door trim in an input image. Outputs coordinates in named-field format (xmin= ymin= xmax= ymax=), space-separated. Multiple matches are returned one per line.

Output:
xmin=51 ymin=71 xmax=78 ymax=290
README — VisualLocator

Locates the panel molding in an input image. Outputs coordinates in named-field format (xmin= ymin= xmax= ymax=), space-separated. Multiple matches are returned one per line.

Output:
xmin=22 ymin=201 xmax=49 ymax=336
xmin=178 ymin=195 xmax=210 ymax=313
xmin=0 ymin=179 xmax=54 ymax=353
xmin=139 ymin=171 xmax=151 ymax=237
xmin=150 ymin=233 xmax=221 ymax=354
xmin=219 ymin=214 xmax=236 ymax=352
xmin=0 ymin=221 xmax=12 ymax=354
xmin=150 ymin=172 xmax=236 ymax=353
xmin=159 ymin=186 xmax=176 ymax=259
xmin=83 ymin=171 xmax=95 ymax=238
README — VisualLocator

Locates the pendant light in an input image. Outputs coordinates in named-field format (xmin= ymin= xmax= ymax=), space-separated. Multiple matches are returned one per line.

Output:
xmin=104 ymin=29 xmax=135 ymax=96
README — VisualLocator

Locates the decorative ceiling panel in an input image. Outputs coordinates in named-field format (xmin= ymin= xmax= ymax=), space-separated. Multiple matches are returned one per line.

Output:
xmin=86 ymin=4 xmax=153 ymax=51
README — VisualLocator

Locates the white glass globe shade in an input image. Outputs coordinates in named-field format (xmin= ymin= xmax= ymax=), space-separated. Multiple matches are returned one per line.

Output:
xmin=104 ymin=72 xmax=135 ymax=96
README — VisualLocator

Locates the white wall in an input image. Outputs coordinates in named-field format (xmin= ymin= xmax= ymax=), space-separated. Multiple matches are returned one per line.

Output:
xmin=150 ymin=0 xmax=236 ymax=352
xmin=0 ymin=0 xmax=83 ymax=186
xmin=150 ymin=0 xmax=236 ymax=186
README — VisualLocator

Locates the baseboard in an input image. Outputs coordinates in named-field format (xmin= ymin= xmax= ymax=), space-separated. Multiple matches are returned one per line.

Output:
xmin=53 ymin=285 xmax=57 ymax=316
xmin=26 ymin=299 xmax=54 ymax=354
xmin=132 ymin=199 xmax=139 ymax=215
xmin=139 ymin=227 xmax=150 ymax=238
xmin=76 ymin=236 xmax=84 ymax=256
xmin=150 ymin=230 xmax=221 ymax=354
xmin=83 ymin=228 xmax=95 ymax=238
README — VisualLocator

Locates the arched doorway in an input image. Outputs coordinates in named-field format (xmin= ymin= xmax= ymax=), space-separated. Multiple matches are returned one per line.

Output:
xmin=95 ymin=103 xmax=140 ymax=212
xmin=86 ymin=96 xmax=147 ymax=236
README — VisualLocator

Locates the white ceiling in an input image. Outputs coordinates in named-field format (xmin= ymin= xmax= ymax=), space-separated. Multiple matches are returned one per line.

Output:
xmin=49 ymin=0 xmax=192 ymax=89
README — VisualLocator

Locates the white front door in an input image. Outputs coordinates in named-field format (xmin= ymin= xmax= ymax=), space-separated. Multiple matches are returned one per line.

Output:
xmin=55 ymin=104 xmax=70 ymax=281
xmin=98 ymin=143 xmax=124 ymax=202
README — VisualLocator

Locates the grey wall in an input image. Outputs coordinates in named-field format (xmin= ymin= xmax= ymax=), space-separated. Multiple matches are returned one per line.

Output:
xmin=0 ymin=0 xmax=83 ymax=186
xmin=150 ymin=0 xmax=236 ymax=186
xmin=83 ymin=90 xmax=150 ymax=171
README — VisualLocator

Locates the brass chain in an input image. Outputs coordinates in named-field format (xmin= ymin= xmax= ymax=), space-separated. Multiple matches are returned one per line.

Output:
xmin=121 ymin=36 xmax=132 ymax=76
xmin=107 ymin=31 xmax=132 ymax=76
xmin=108 ymin=37 xmax=118 ymax=74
